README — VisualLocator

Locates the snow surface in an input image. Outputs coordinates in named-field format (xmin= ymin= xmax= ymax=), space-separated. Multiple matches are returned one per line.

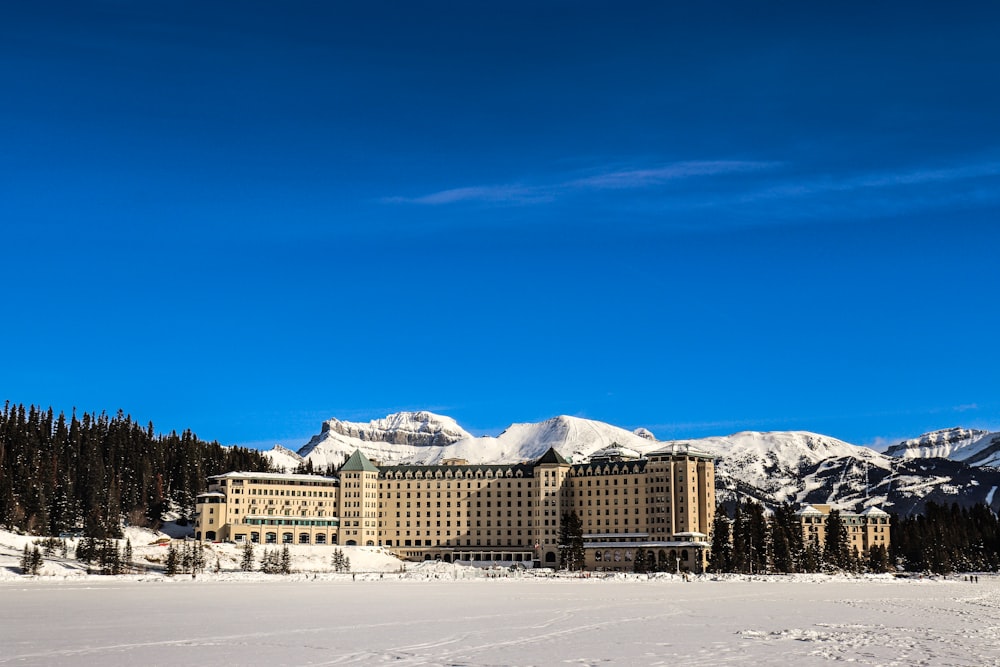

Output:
xmin=1 ymin=574 xmax=997 ymax=666
xmin=0 ymin=528 xmax=406 ymax=580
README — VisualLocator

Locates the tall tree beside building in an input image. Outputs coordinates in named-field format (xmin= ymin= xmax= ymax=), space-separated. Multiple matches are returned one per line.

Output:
xmin=557 ymin=512 xmax=585 ymax=571
xmin=822 ymin=509 xmax=851 ymax=570
xmin=769 ymin=503 xmax=805 ymax=574
xmin=708 ymin=505 xmax=733 ymax=573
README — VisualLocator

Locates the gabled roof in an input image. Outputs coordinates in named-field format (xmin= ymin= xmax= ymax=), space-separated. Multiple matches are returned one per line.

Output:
xmin=340 ymin=449 xmax=379 ymax=472
xmin=536 ymin=447 xmax=568 ymax=465
xmin=859 ymin=506 xmax=889 ymax=516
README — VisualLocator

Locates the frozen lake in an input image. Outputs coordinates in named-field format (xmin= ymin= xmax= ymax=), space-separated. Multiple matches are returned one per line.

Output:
xmin=2 ymin=576 xmax=998 ymax=666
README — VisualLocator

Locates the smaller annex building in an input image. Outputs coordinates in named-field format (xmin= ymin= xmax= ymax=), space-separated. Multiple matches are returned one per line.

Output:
xmin=797 ymin=503 xmax=891 ymax=556
xmin=196 ymin=443 xmax=717 ymax=572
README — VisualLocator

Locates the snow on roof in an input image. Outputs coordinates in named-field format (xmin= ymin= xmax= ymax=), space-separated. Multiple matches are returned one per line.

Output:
xmin=590 ymin=445 xmax=642 ymax=460
xmin=859 ymin=506 xmax=890 ymax=516
xmin=672 ymin=532 xmax=708 ymax=538
xmin=796 ymin=505 xmax=823 ymax=516
xmin=647 ymin=442 xmax=714 ymax=459
xmin=209 ymin=471 xmax=338 ymax=483
xmin=196 ymin=492 xmax=225 ymax=498
xmin=584 ymin=541 xmax=711 ymax=549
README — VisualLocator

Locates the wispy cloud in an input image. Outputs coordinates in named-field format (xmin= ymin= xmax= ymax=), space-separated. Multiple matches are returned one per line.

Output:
xmin=387 ymin=160 xmax=777 ymax=206
xmin=385 ymin=185 xmax=546 ymax=206
xmin=742 ymin=160 xmax=1000 ymax=203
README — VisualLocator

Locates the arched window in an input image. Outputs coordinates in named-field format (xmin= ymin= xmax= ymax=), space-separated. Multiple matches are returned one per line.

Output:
xmin=366 ymin=540 xmax=375 ymax=546
xmin=545 ymin=551 xmax=557 ymax=563
xmin=282 ymin=532 xmax=293 ymax=544
xmin=595 ymin=550 xmax=603 ymax=561
xmin=346 ymin=540 xmax=357 ymax=546
xmin=315 ymin=533 xmax=327 ymax=544
xmin=681 ymin=549 xmax=689 ymax=562
xmin=251 ymin=532 xmax=260 ymax=543
xmin=265 ymin=532 xmax=277 ymax=544
xmin=205 ymin=531 xmax=216 ymax=541
xmin=299 ymin=533 xmax=310 ymax=544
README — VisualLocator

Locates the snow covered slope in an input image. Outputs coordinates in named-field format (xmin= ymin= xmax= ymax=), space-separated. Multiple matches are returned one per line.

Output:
xmin=885 ymin=428 xmax=1000 ymax=467
xmin=691 ymin=430 xmax=890 ymax=509
xmin=266 ymin=413 xmax=659 ymax=469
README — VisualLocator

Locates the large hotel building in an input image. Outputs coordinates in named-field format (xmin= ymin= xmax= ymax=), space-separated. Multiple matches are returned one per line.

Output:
xmin=196 ymin=444 xmax=717 ymax=572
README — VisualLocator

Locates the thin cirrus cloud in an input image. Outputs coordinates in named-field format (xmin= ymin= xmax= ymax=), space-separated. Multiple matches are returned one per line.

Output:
xmin=386 ymin=160 xmax=778 ymax=206
xmin=741 ymin=160 xmax=1000 ymax=203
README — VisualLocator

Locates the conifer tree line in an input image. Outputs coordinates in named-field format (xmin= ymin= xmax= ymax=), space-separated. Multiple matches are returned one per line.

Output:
xmin=0 ymin=402 xmax=273 ymax=537
xmin=709 ymin=501 xmax=892 ymax=574
xmin=891 ymin=501 xmax=1000 ymax=574
xmin=710 ymin=500 xmax=1000 ymax=575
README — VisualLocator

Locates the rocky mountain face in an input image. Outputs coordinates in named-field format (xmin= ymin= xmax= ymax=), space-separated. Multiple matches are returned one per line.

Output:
xmin=885 ymin=427 xmax=1000 ymax=467
xmin=262 ymin=413 xmax=1000 ymax=517
xmin=302 ymin=411 xmax=472 ymax=452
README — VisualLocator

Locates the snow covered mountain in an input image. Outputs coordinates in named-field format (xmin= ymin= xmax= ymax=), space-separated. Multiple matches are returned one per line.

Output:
xmin=261 ymin=413 xmax=1000 ymax=516
xmin=266 ymin=413 xmax=659 ymax=470
xmin=885 ymin=427 xmax=1000 ymax=467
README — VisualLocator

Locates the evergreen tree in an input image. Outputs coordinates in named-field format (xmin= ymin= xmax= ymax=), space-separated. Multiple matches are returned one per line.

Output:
xmin=165 ymin=543 xmax=179 ymax=576
xmin=240 ymin=540 xmax=255 ymax=572
xmin=801 ymin=542 xmax=821 ymax=573
xmin=731 ymin=503 xmax=748 ymax=573
xmin=181 ymin=542 xmax=193 ymax=573
xmin=280 ymin=545 xmax=292 ymax=574
xmin=557 ymin=512 xmax=585 ymax=571
xmin=746 ymin=501 xmax=769 ymax=574
xmin=21 ymin=544 xmax=33 ymax=574
xmin=122 ymin=539 xmax=133 ymax=572
xmin=332 ymin=548 xmax=345 ymax=572
xmin=708 ymin=505 xmax=733 ymax=573
xmin=769 ymin=504 xmax=804 ymax=574
xmin=823 ymin=509 xmax=850 ymax=571
xmin=867 ymin=543 xmax=891 ymax=573
xmin=633 ymin=548 xmax=648 ymax=574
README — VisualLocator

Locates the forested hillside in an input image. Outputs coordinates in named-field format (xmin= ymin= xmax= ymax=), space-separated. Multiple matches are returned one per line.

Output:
xmin=0 ymin=402 xmax=273 ymax=537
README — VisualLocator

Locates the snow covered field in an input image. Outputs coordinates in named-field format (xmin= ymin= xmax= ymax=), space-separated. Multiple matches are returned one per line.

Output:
xmin=2 ymin=575 xmax=998 ymax=666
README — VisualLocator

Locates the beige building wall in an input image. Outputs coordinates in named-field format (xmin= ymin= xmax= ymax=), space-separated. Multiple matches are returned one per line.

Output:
xmin=195 ymin=472 xmax=340 ymax=545
xmin=797 ymin=504 xmax=891 ymax=558
xmin=197 ymin=444 xmax=717 ymax=572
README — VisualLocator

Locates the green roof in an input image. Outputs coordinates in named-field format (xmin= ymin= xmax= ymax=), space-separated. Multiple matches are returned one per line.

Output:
xmin=536 ymin=447 xmax=568 ymax=465
xmin=340 ymin=449 xmax=379 ymax=472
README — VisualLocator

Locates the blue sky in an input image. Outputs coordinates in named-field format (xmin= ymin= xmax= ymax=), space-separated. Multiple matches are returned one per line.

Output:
xmin=2 ymin=1 xmax=998 ymax=450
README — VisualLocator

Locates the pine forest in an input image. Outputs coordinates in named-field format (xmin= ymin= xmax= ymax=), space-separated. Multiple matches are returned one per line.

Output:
xmin=0 ymin=402 xmax=273 ymax=537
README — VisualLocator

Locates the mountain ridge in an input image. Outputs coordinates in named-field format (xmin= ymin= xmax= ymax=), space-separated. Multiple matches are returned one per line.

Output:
xmin=261 ymin=412 xmax=1000 ymax=516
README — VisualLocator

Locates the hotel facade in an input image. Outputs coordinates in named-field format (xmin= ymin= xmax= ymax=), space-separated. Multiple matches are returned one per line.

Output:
xmin=797 ymin=503 xmax=891 ymax=555
xmin=196 ymin=444 xmax=716 ymax=572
